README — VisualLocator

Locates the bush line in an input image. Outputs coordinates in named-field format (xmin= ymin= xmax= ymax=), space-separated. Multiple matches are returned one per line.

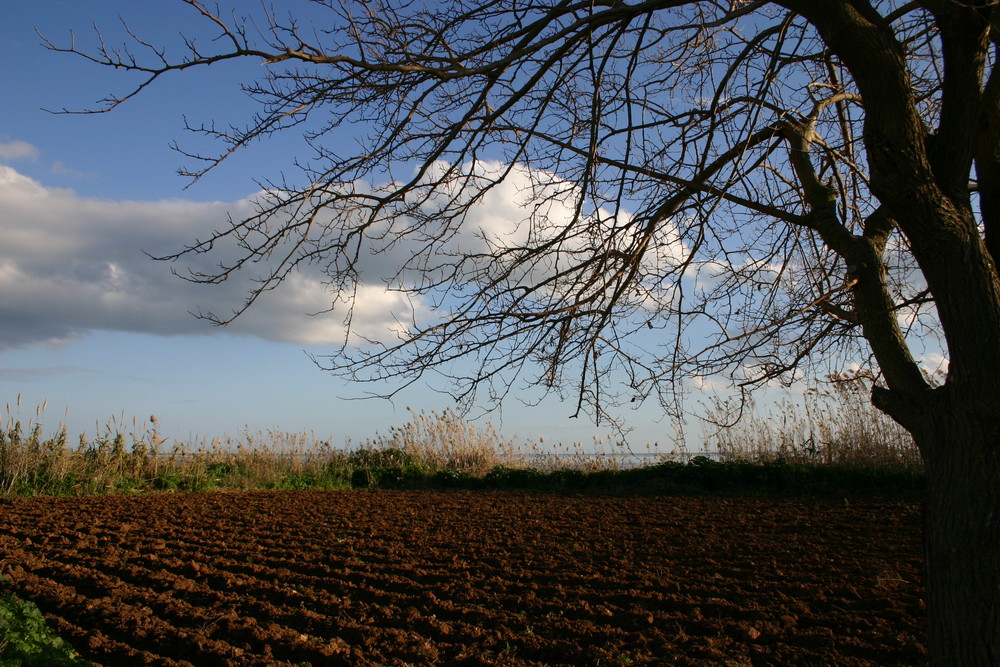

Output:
xmin=1 ymin=383 xmax=924 ymax=498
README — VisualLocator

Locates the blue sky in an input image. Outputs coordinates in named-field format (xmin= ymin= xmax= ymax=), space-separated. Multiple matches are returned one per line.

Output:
xmin=1 ymin=1 xmax=692 ymax=450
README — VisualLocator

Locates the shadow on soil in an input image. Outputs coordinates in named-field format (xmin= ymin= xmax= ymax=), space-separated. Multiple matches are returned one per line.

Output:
xmin=351 ymin=452 xmax=925 ymax=497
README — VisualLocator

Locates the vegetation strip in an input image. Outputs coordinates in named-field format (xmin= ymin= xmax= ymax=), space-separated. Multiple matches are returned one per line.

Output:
xmin=0 ymin=395 xmax=924 ymax=662
xmin=1 ymin=389 xmax=921 ymax=498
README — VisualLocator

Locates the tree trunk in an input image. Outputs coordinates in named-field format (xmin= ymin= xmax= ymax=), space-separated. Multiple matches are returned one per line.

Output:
xmin=916 ymin=402 xmax=1000 ymax=666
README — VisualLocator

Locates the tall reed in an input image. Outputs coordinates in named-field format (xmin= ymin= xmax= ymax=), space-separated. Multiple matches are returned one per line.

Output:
xmin=0 ymin=398 xmax=354 ymax=495
xmin=1 ymin=379 xmax=923 ymax=497
xmin=704 ymin=374 xmax=923 ymax=471
xmin=362 ymin=407 xmax=516 ymax=476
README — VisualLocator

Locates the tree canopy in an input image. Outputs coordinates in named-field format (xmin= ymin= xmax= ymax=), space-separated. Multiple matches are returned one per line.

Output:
xmin=49 ymin=0 xmax=995 ymax=430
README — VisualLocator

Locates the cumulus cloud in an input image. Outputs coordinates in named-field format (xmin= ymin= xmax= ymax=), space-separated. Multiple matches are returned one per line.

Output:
xmin=687 ymin=374 xmax=731 ymax=392
xmin=0 ymin=160 xmax=683 ymax=353
xmin=919 ymin=352 xmax=949 ymax=376
xmin=404 ymin=160 xmax=688 ymax=308
xmin=0 ymin=140 xmax=39 ymax=162
xmin=0 ymin=165 xmax=425 ymax=351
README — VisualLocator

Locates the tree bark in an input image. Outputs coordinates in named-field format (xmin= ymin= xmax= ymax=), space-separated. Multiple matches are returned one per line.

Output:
xmin=913 ymin=389 xmax=1000 ymax=666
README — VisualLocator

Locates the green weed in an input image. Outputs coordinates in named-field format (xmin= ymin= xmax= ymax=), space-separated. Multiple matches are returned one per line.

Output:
xmin=0 ymin=576 xmax=89 ymax=666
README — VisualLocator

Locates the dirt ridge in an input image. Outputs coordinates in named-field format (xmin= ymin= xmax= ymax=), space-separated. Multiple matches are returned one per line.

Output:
xmin=0 ymin=490 xmax=925 ymax=665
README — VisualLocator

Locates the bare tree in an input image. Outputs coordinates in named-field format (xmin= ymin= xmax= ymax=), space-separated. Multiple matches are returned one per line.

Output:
xmin=47 ymin=0 xmax=999 ymax=662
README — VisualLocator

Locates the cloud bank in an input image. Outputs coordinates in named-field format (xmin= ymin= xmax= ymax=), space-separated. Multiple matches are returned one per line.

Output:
xmin=1 ymin=157 xmax=687 ymax=353
xmin=0 ymin=141 xmax=39 ymax=161
xmin=0 ymin=165 xmax=425 ymax=351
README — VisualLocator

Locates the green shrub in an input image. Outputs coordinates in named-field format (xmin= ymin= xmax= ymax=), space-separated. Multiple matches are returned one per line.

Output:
xmin=351 ymin=468 xmax=376 ymax=489
xmin=547 ymin=468 xmax=588 ymax=489
xmin=350 ymin=447 xmax=416 ymax=469
xmin=431 ymin=468 xmax=480 ymax=488
xmin=484 ymin=465 xmax=543 ymax=488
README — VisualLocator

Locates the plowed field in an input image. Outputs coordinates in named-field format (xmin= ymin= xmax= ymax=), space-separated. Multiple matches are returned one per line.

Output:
xmin=0 ymin=490 xmax=924 ymax=666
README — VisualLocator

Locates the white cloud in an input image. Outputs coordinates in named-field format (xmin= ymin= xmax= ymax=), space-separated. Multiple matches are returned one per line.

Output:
xmin=919 ymin=352 xmax=949 ymax=375
xmin=0 ymin=141 xmax=39 ymax=162
xmin=685 ymin=259 xmax=728 ymax=293
xmin=0 ymin=165 xmax=426 ymax=351
xmin=0 ymin=159 xmax=682 ymax=353
xmin=407 ymin=160 xmax=688 ymax=307
xmin=235 ymin=277 xmax=423 ymax=346
xmin=687 ymin=374 xmax=730 ymax=392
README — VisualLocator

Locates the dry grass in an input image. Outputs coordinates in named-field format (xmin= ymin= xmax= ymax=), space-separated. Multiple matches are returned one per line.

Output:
xmin=704 ymin=374 xmax=923 ymax=472
xmin=362 ymin=407 xmax=516 ymax=476
xmin=363 ymin=407 xmax=681 ymax=473
xmin=0 ymin=395 xmax=355 ymax=495
xmin=1 ymin=378 xmax=923 ymax=497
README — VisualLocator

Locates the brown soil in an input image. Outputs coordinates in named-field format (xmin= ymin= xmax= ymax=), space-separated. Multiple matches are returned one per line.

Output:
xmin=0 ymin=490 xmax=925 ymax=666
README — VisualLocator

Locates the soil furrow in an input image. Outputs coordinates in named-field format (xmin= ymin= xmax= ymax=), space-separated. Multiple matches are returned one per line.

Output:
xmin=0 ymin=490 xmax=924 ymax=665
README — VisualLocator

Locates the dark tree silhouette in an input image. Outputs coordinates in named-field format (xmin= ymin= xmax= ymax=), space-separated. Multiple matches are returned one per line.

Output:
xmin=47 ymin=0 xmax=999 ymax=662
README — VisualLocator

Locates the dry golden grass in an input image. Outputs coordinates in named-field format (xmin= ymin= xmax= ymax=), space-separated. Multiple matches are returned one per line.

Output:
xmin=363 ymin=407 xmax=516 ymax=476
xmin=704 ymin=374 xmax=923 ymax=472
xmin=0 ymin=396 xmax=356 ymax=495
xmin=1 ymin=378 xmax=923 ymax=497
xmin=362 ymin=407 xmax=678 ymax=474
